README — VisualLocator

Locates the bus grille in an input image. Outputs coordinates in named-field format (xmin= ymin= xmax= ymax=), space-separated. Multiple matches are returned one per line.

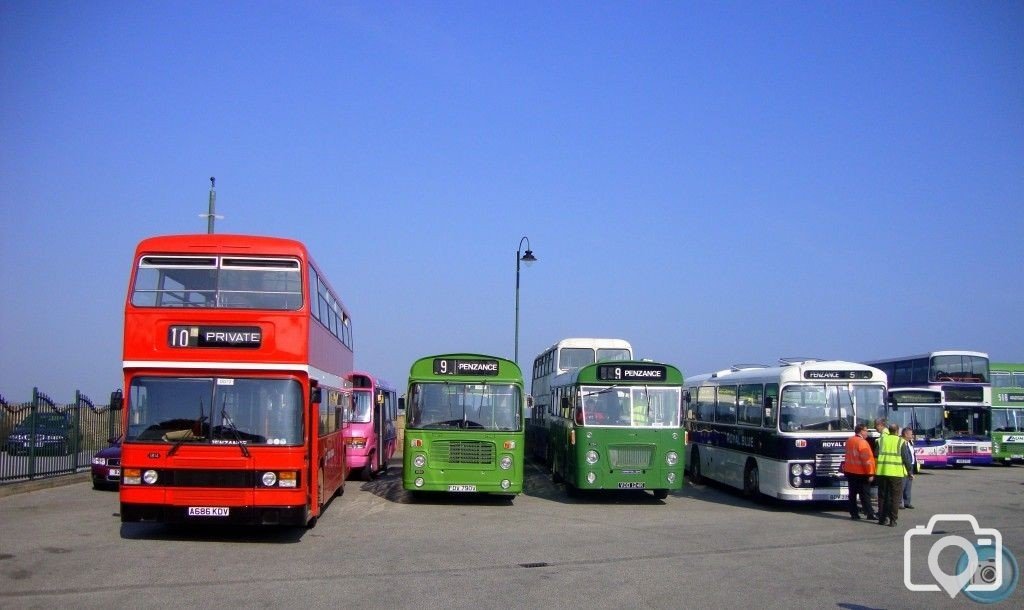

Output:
xmin=815 ymin=453 xmax=845 ymax=476
xmin=608 ymin=445 xmax=653 ymax=469
xmin=948 ymin=444 xmax=979 ymax=454
xmin=435 ymin=440 xmax=494 ymax=465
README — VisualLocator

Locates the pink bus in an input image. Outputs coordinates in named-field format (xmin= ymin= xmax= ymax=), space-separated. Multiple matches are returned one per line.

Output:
xmin=344 ymin=372 xmax=398 ymax=480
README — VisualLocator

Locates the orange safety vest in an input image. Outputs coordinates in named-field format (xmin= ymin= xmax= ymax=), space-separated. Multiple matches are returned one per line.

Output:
xmin=843 ymin=435 xmax=876 ymax=475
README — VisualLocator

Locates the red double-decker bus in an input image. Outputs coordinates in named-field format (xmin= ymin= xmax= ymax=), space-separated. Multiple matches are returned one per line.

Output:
xmin=119 ymin=234 xmax=354 ymax=527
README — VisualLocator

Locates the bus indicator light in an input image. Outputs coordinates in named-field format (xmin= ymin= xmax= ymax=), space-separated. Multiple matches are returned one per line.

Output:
xmin=411 ymin=438 xmax=423 ymax=448
xmin=503 ymin=440 xmax=516 ymax=450
xmin=279 ymin=471 xmax=298 ymax=488
xmin=795 ymin=440 xmax=808 ymax=448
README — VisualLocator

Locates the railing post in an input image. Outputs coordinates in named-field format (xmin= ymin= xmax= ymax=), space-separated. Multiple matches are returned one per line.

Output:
xmin=28 ymin=388 xmax=39 ymax=478
xmin=75 ymin=391 xmax=94 ymax=470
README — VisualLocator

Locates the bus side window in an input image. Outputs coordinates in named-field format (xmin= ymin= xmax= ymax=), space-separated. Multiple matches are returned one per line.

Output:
xmin=763 ymin=383 xmax=778 ymax=428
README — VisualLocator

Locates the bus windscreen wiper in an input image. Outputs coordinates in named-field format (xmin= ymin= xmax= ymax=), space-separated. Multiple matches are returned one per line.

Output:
xmin=220 ymin=405 xmax=251 ymax=457
xmin=167 ymin=400 xmax=206 ymax=457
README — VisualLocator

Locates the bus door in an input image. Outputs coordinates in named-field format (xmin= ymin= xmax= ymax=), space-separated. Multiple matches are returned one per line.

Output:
xmin=374 ymin=390 xmax=385 ymax=472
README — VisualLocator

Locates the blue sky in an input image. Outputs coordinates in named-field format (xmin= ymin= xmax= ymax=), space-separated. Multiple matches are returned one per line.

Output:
xmin=1 ymin=2 xmax=1022 ymax=402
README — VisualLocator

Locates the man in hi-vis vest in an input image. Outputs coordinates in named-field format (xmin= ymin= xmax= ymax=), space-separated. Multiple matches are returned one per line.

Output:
xmin=875 ymin=424 xmax=907 ymax=527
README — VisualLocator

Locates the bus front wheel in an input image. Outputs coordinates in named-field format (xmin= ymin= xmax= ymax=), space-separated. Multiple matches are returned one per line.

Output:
xmin=362 ymin=452 xmax=376 ymax=481
xmin=652 ymin=489 xmax=669 ymax=500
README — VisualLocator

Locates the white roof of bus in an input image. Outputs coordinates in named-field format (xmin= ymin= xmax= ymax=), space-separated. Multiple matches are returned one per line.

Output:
xmin=864 ymin=350 xmax=989 ymax=363
xmin=542 ymin=338 xmax=633 ymax=351
xmin=685 ymin=360 xmax=885 ymax=386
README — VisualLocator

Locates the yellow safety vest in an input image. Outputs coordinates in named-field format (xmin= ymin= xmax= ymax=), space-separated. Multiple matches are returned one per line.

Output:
xmin=876 ymin=433 xmax=906 ymax=477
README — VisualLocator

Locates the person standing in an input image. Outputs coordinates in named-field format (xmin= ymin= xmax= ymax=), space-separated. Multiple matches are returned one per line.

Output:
xmin=876 ymin=423 xmax=907 ymax=527
xmin=901 ymin=427 xmax=916 ymax=509
xmin=842 ymin=424 xmax=876 ymax=520
xmin=871 ymin=418 xmax=889 ymax=514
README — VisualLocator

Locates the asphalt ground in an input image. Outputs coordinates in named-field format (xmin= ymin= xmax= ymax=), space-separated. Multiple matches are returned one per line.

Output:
xmin=1 ymin=460 xmax=1022 ymax=609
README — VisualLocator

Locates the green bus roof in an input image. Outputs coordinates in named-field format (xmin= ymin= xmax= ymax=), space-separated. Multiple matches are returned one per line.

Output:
xmin=990 ymin=362 xmax=1024 ymax=372
xmin=408 ymin=353 xmax=524 ymax=382
xmin=560 ymin=360 xmax=683 ymax=386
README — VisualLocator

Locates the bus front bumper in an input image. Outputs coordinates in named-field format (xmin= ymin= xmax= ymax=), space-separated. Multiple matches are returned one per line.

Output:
xmin=120 ymin=502 xmax=310 ymax=526
xmin=777 ymin=487 xmax=848 ymax=502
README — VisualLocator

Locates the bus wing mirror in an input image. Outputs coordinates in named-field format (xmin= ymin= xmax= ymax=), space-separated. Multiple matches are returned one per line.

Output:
xmin=398 ymin=396 xmax=406 ymax=413
xmin=683 ymin=390 xmax=691 ymax=404
xmin=109 ymin=390 xmax=124 ymax=411
xmin=310 ymin=386 xmax=322 ymax=405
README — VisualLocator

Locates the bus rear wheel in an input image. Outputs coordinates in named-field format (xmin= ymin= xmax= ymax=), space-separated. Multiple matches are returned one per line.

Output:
xmin=743 ymin=460 xmax=760 ymax=498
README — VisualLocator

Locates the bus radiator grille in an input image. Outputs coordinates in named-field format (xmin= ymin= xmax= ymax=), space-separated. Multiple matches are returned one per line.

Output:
xmin=814 ymin=453 xmax=845 ymax=476
xmin=434 ymin=440 xmax=495 ymax=465
xmin=608 ymin=446 xmax=653 ymax=469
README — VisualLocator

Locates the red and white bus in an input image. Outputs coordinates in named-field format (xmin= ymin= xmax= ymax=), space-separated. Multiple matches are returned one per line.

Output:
xmin=344 ymin=372 xmax=398 ymax=480
xmin=119 ymin=234 xmax=354 ymax=527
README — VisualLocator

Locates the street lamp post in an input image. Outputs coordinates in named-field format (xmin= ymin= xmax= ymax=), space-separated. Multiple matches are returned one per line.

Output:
xmin=514 ymin=236 xmax=537 ymax=365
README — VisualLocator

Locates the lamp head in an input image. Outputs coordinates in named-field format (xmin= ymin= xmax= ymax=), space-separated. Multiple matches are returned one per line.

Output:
xmin=521 ymin=249 xmax=537 ymax=267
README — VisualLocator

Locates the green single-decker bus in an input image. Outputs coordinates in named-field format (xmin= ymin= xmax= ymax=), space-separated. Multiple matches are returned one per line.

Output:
xmin=545 ymin=360 xmax=685 ymax=499
xmin=403 ymin=354 xmax=525 ymax=497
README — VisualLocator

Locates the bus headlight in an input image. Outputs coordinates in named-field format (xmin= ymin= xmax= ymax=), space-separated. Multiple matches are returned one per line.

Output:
xmin=261 ymin=471 xmax=278 ymax=487
xmin=666 ymin=451 xmax=679 ymax=466
xmin=587 ymin=472 xmax=597 ymax=484
xmin=500 ymin=455 xmax=513 ymax=470
xmin=143 ymin=469 xmax=159 ymax=485
xmin=667 ymin=472 xmax=676 ymax=483
xmin=585 ymin=450 xmax=599 ymax=465
xmin=790 ymin=464 xmax=801 ymax=476
xmin=414 ymin=477 xmax=424 ymax=488
xmin=413 ymin=454 xmax=427 ymax=468
xmin=802 ymin=464 xmax=813 ymax=476
xmin=501 ymin=479 xmax=511 ymax=490
xmin=792 ymin=476 xmax=802 ymax=487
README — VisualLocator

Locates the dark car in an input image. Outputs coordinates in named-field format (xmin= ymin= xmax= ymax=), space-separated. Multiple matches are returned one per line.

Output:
xmin=3 ymin=412 xmax=76 ymax=455
xmin=91 ymin=437 xmax=122 ymax=490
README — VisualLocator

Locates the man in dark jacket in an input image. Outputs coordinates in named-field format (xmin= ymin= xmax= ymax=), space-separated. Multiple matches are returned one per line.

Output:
xmin=900 ymin=427 xmax=916 ymax=509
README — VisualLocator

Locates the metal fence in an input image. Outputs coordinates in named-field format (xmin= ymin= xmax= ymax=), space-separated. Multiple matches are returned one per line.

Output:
xmin=0 ymin=388 xmax=123 ymax=484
